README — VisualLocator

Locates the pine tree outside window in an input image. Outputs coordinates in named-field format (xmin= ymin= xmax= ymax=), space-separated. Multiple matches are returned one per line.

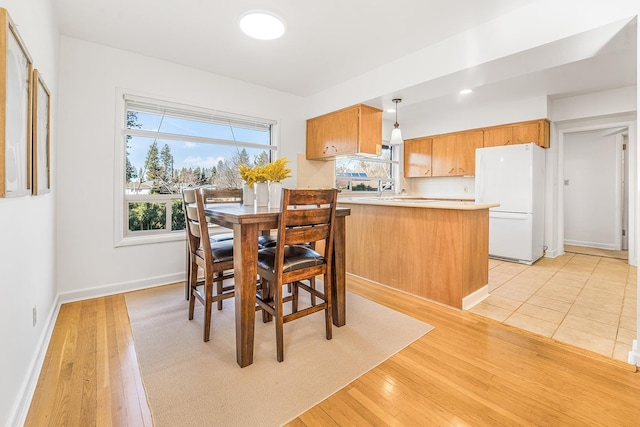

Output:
xmin=116 ymin=93 xmax=277 ymax=246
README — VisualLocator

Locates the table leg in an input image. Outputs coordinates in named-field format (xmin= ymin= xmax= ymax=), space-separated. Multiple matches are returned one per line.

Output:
xmin=233 ymin=222 xmax=258 ymax=367
xmin=331 ymin=215 xmax=346 ymax=327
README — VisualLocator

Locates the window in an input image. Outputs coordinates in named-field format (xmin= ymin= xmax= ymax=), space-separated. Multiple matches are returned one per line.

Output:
xmin=116 ymin=94 xmax=276 ymax=245
xmin=335 ymin=145 xmax=397 ymax=193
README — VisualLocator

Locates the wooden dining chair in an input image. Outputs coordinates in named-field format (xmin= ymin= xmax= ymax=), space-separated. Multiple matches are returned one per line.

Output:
xmin=181 ymin=188 xmax=239 ymax=301
xmin=255 ymin=188 xmax=338 ymax=362
xmin=184 ymin=187 xmax=240 ymax=341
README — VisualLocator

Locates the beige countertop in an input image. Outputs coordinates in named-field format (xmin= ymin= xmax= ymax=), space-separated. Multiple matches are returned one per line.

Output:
xmin=338 ymin=196 xmax=499 ymax=210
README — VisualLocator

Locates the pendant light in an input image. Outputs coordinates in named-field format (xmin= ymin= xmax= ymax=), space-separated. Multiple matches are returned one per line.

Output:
xmin=389 ymin=98 xmax=403 ymax=145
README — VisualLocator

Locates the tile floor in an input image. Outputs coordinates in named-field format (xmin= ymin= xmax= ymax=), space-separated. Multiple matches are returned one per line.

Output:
xmin=469 ymin=253 xmax=637 ymax=363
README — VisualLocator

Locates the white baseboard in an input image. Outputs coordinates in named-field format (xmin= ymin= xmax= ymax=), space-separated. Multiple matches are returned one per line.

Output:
xmin=462 ymin=285 xmax=489 ymax=310
xmin=544 ymin=248 xmax=562 ymax=258
xmin=11 ymin=272 xmax=186 ymax=427
xmin=628 ymin=340 xmax=640 ymax=366
xmin=58 ymin=272 xmax=186 ymax=304
xmin=564 ymin=240 xmax=619 ymax=251
xmin=10 ymin=294 xmax=60 ymax=427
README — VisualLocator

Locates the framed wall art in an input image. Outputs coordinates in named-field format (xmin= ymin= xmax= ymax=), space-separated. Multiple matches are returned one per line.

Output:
xmin=32 ymin=69 xmax=50 ymax=195
xmin=0 ymin=7 xmax=33 ymax=198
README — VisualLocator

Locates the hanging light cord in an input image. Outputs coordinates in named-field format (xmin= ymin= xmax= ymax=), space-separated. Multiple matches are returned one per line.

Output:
xmin=393 ymin=98 xmax=401 ymax=129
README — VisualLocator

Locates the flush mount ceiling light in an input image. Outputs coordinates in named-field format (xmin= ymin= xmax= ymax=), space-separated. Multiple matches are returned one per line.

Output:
xmin=389 ymin=98 xmax=403 ymax=145
xmin=239 ymin=11 xmax=286 ymax=40
xmin=460 ymin=88 xmax=473 ymax=95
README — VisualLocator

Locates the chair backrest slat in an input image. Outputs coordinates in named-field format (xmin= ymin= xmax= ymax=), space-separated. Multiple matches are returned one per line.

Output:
xmin=183 ymin=189 xmax=197 ymax=204
xmin=182 ymin=187 xmax=242 ymax=261
xmin=285 ymin=189 xmax=335 ymax=207
xmin=201 ymin=188 xmax=242 ymax=204
xmin=274 ymin=188 xmax=338 ymax=277
xmin=186 ymin=204 xmax=199 ymax=222
xmin=189 ymin=221 xmax=203 ymax=240
xmin=285 ymin=208 xmax=332 ymax=227
xmin=194 ymin=188 xmax=215 ymax=262
xmin=182 ymin=189 xmax=200 ymax=254
xmin=284 ymin=225 xmax=330 ymax=246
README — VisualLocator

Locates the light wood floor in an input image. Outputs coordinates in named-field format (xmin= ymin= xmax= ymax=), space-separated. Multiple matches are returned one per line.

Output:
xmin=27 ymin=276 xmax=640 ymax=426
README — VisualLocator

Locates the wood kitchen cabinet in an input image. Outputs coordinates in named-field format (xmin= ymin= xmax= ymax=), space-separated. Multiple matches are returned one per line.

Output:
xmin=432 ymin=130 xmax=482 ymax=176
xmin=403 ymin=137 xmax=432 ymax=177
xmin=340 ymin=201 xmax=490 ymax=309
xmin=431 ymin=134 xmax=457 ymax=176
xmin=483 ymin=119 xmax=550 ymax=148
xmin=306 ymin=104 xmax=382 ymax=160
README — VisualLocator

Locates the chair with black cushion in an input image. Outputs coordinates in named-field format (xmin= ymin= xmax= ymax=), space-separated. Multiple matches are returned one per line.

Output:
xmin=184 ymin=187 xmax=238 ymax=341
xmin=255 ymin=188 xmax=338 ymax=362
xmin=182 ymin=188 xmax=241 ymax=301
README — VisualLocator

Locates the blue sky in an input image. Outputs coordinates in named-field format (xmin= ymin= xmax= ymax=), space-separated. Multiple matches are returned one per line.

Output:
xmin=127 ymin=111 xmax=271 ymax=175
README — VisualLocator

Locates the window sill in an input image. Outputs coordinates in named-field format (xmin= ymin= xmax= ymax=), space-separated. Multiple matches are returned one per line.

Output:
xmin=115 ymin=231 xmax=185 ymax=247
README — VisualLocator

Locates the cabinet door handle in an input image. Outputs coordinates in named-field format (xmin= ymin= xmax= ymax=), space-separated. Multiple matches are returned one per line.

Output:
xmin=322 ymin=145 xmax=337 ymax=154
xmin=459 ymin=168 xmax=465 ymax=174
xmin=449 ymin=168 xmax=455 ymax=174
xmin=424 ymin=169 xmax=431 ymax=175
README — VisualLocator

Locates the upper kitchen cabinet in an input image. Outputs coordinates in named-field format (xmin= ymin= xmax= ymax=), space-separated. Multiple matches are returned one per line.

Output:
xmin=306 ymin=104 xmax=382 ymax=160
xmin=432 ymin=130 xmax=483 ymax=176
xmin=404 ymin=137 xmax=432 ymax=177
xmin=431 ymin=134 xmax=457 ymax=176
xmin=483 ymin=119 xmax=550 ymax=148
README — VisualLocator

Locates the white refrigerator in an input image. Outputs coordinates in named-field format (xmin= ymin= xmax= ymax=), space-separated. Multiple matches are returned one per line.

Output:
xmin=475 ymin=143 xmax=545 ymax=264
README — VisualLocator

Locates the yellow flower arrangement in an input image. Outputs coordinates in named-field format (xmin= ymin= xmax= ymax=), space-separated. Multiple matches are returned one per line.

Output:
xmin=239 ymin=164 xmax=257 ymax=188
xmin=264 ymin=157 xmax=292 ymax=182
xmin=239 ymin=163 xmax=270 ymax=188
xmin=239 ymin=158 xmax=291 ymax=188
xmin=253 ymin=165 xmax=269 ymax=183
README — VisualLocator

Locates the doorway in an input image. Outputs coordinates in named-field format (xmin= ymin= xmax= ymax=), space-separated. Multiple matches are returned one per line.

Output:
xmin=562 ymin=127 xmax=629 ymax=259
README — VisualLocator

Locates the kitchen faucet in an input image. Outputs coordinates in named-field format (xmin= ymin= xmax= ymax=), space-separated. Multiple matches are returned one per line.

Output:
xmin=377 ymin=182 xmax=394 ymax=197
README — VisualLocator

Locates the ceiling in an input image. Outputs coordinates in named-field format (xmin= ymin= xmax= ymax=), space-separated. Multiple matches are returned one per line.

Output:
xmin=52 ymin=0 xmax=636 ymax=119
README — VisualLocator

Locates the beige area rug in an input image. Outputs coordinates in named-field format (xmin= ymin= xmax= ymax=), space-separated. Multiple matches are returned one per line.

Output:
xmin=125 ymin=283 xmax=433 ymax=426
xmin=565 ymin=244 xmax=628 ymax=260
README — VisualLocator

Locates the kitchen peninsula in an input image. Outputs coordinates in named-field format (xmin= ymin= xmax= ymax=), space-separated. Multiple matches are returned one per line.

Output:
xmin=339 ymin=197 xmax=499 ymax=309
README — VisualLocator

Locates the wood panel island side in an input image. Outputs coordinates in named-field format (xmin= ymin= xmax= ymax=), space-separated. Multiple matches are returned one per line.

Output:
xmin=338 ymin=197 xmax=499 ymax=309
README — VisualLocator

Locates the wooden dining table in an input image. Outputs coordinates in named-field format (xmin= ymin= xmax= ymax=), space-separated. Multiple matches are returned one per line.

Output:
xmin=203 ymin=203 xmax=351 ymax=368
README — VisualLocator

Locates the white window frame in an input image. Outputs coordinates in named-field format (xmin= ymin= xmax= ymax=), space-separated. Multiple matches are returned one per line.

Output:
xmin=114 ymin=90 xmax=278 ymax=247
xmin=335 ymin=143 xmax=399 ymax=194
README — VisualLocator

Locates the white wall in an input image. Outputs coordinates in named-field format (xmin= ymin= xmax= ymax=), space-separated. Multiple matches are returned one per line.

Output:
xmin=0 ymin=1 xmax=59 ymax=425
xmin=552 ymin=86 xmax=637 ymax=122
xmin=306 ymin=0 xmax=640 ymax=117
xmin=549 ymin=94 xmax=637 ymax=264
xmin=56 ymin=37 xmax=306 ymax=300
xmin=563 ymin=131 xmax=621 ymax=249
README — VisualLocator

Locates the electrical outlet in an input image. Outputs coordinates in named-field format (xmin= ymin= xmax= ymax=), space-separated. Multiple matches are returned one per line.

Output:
xmin=32 ymin=306 xmax=37 ymax=327
xmin=463 ymin=185 xmax=469 ymax=193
